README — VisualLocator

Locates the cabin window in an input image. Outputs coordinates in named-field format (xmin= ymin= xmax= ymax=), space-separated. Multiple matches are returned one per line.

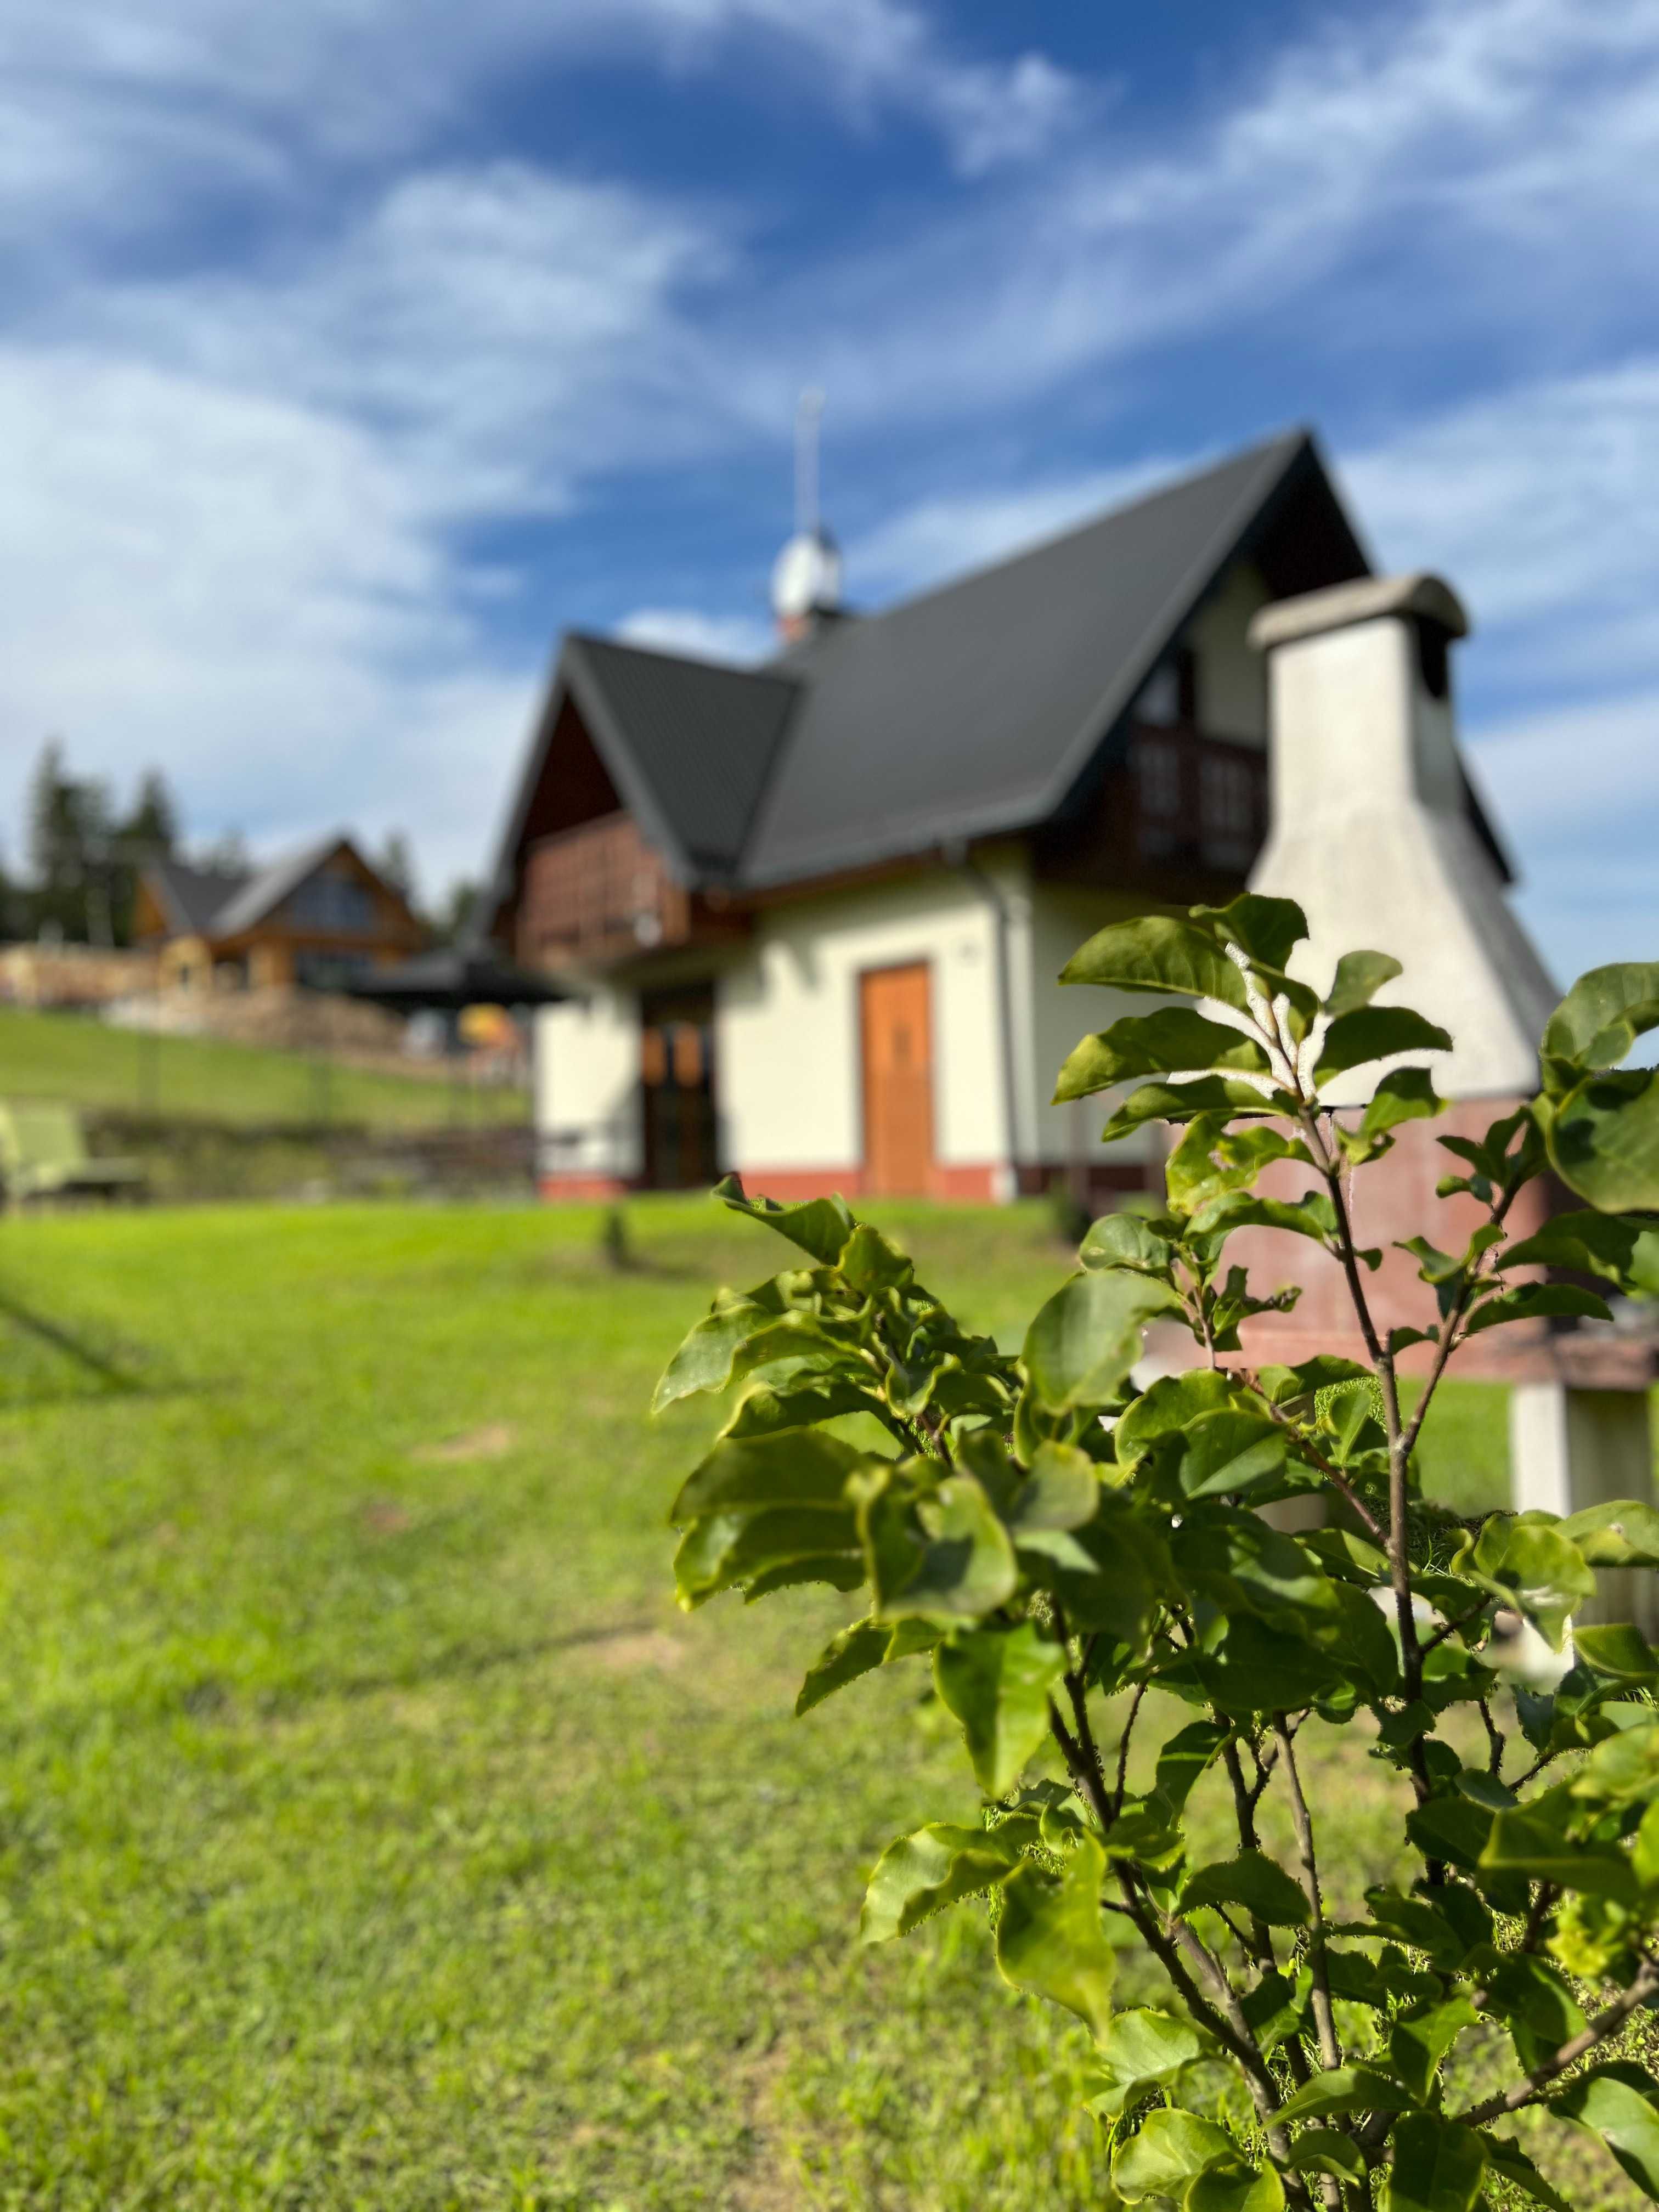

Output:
xmin=1200 ymin=754 xmax=1257 ymax=870
xmin=285 ymin=874 xmax=376 ymax=933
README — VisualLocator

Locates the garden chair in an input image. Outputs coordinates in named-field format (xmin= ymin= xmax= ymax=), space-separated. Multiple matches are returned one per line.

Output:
xmin=0 ymin=1102 xmax=146 ymax=1209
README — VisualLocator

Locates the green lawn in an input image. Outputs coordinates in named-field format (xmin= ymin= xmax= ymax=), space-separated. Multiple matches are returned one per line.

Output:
xmin=0 ymin=1003 xmax=528 ymax=1129
xmin=0 ymin=1197 xmax=1640 ymax=2208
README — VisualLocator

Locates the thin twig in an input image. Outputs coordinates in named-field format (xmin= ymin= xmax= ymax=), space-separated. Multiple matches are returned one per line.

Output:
xmin=1274 ymin=1713 xmax=1341 ymax=2072
xmin=1453 ymin=1956 xmax=1659 ymax=2125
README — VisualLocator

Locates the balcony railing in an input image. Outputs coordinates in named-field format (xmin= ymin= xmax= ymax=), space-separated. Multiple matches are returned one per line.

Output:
xmin=1129 ymin=725 xmax=1268 ymax=876
xmin=515 ymin=813 xmax=748 ymax=969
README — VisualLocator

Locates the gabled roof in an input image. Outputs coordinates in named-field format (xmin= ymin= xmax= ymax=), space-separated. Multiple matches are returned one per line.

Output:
xmin=488 ymin=429 xmax=1371 ymax=907
xmin=211 ymin=833 xmax=351 ymax=938
xmin=560 ymin=637 xmax=800 ymax=879
xmin=142 ymin=833 xmax=396 ymax=942
xmin=144 ymin=858 xmax=253 ymax=936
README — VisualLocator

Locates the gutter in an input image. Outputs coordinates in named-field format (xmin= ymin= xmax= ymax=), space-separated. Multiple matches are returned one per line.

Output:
xmin=941 ymin=841 xmax=1021 ymax=1204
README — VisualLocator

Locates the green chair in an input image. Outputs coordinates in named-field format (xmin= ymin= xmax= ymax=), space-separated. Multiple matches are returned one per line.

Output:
xmin=0 ymin=1102 xmax=146 ymax=1208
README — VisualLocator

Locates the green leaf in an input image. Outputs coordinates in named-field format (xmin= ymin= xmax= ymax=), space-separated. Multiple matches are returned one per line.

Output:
xmin=672 ymin=1503 xmax=861 ymax=1607
xmin=1060 ymin=914 xmax=1252 ymax=1011
xmin=1389 ymin=1998 xmax=1477 ymax=2100
xmin=1314 ymin=1006 xmax=1453 ymax=1084
xmin=859 ymin=1820 xmax=1028 ymax=1943
xmin=1166 ymin=1118 xmax=1307 ymax=1213
xmin=670 ymin=1430 xmax=867 ymax=1522
xmin=1186 ymin=1188 xmax=1338 ymax=1247
xmin=1154 ymin=1720 xmax=1228 ymax=1810
xmin=1559 ymin=1500 xmax=1659 ymax=1567
xmin=1022 ymin=1270 xmax=1180 ymax=1413
xmin=1273 ymin=2064 xmax=1415 ymax=2124
xmin=1555 ymin=2064 xmax=1659 ymax=2199
xmin=1179 ymin=1849 xmax=1308 ymax=1927
xmin=1480 ymin=2134 xmax=1571 ymax=2212
xmin=1193 ymin=893 xmax=1309 ymax=973
xmin=1468 ymin=1515 xmax=1596 ymax=1649
xmin=1384 ymin=2113 xmax=1486 ymax=2212
xmin=720 ymin=1374 xmax=881 ymax=1437
xmin=796 ymin=1618 xmax=893 ymax=1716
xmin=1039 ymin=1498 xmax=1170 ymax=1645
xmin=1482 ymin=1956 xmax=1584 ymax=2073
xmin=1501 ymin=1209 xmax=1646 ymax=1282
xmin=1325 ymin=950 xmax=1404 ymax=1020
xmin=1285 ymin=2131 xmax=1368 ymax=2186
xmin=872 ymin=1472 xmax=1020 ymax=1624
xmin=713 ymin=1176 xmax=855 ymax=1264
xmin=994 ymin=1831 xmax=1116 ymax=2039
xmin=1187 ymin=2155 xmax=1284 ymax=2212
xmin=1481 ymin=1797 xmax=1639 ymax=1904
xmin=1256 ymin=1355 xmax=1373 ymax=1407
xmin=839 ymin=1222 xmax=914 ymax=1290
xmin=1081 ymin=2007 xmax=1204 ymax=2118
xmin=1542 ymin=963 xmax=1659 ymax=1071
xmin=652 ymin=1290 xmax=792 ymax=1411
xmin=1574 ymin=1623 xmax=1659 ymax=1684
xmin=1361 ymin=1066 xmax=1446 ymax=1141
xmin=1189 ymin=1612 xmax=1339 ymax=1717
xmin=1575 ymin=1716 xmax=1659 ymax=1806
xmin=1099 ymin=1076 xmax=1287 ymax=1143
xmin=1115 ymin=1369 xmax=1240 ymax=1464
xmin=1177 ymin=1412 xmax=1288 ymax=1500
xmin=1111 ymin=2108 xmax=1237 ymax=2201
xmin=1079 ymin=1211 xmax=1176 ymax=1275
xmin=1054 ymin=1008 xmax=1269 ymax=1103
xmin=1464 ymin=1283 xmax=1612 ymax=1335
xmin=1009 ymin=1442 xmax=1102 ymax=1532
xmin=935 ymin=1623 xmax=1068 ymax=1797
xmin=1548 ymin=1068 xmax=1659 ymax=1214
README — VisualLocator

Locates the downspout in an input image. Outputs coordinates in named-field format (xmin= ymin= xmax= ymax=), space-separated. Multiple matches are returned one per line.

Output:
xmin=941 ymin=840 xmax=1021 ymax=1203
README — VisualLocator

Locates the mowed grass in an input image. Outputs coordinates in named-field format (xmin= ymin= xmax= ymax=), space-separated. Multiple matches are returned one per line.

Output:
xmin=0 ymin=1004 xmax=528 ymax=1129
xmin=0 ymin=1197 xmax=1638 ymax=2209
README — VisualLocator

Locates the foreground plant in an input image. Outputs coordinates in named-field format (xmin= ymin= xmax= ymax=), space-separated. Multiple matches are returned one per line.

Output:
xmin=657 ymin=897 xmax=1659 ymax=2211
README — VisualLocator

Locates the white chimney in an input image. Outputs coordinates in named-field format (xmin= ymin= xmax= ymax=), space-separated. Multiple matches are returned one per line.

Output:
xmin=1246 ymin=573 xmax=1556 ymax=1099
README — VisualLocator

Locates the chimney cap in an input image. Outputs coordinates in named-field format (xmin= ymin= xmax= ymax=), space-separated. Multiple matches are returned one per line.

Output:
xmin=1249 ymin=571 xmax=1470 ymax=653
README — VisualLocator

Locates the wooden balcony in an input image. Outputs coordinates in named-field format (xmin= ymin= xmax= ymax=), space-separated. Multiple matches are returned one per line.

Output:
xmin=515 ymin=813 xmax=745 ymax=969
xmin=1039 ymin=723 xmax=1269 ymax=894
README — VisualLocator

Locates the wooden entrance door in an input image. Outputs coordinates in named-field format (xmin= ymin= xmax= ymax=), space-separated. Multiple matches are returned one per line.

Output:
xmin=640 ymin=983 xmax=719 ymax=1189
xmin=860 ymin=963 xmax=934 ymax=1195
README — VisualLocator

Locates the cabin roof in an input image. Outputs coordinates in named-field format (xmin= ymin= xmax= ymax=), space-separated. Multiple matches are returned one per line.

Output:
xmin=142 ymin=833 xmax=400 ymax=944
xmin=485 ymin=428 xmax=1380 ymax=916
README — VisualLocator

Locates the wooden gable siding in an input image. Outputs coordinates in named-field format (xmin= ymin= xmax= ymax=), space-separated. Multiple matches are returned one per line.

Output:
xmin=518 ymin=812 xmax=685 ymax=965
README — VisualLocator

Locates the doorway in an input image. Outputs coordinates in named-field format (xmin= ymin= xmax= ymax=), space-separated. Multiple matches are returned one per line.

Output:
xmin=640 ymin=982 xmax=719 ymax=1189
xmin=859 ymin=962 xmax=934 ymax=1195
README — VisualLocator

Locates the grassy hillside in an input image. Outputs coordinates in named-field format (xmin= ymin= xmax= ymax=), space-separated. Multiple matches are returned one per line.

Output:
xmin=0 ymin=1002 xmax=528 ymax=1129
xmin=0 ymin=1197 xmax=1637 ymax=2209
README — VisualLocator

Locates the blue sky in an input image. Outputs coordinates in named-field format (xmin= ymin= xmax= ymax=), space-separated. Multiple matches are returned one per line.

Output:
xmin=3 ymin=0 xmax=1657 ymax=981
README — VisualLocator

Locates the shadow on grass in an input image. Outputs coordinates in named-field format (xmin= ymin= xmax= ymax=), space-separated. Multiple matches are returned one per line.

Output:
xmin=0 ymin=1283 xmax=189 ymax=1408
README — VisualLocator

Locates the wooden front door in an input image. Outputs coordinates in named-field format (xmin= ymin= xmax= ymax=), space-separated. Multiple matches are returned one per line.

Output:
xmin=640 ymin=983 xmax=719 ymax=1190
xmin=860 ymin=963 xmax=934 ymax=1195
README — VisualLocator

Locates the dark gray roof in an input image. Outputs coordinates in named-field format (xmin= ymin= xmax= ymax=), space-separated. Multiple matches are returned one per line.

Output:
xmin=492 ymin=429 xmax=1372 ymax=905
xmin=142 ymin=833 xmax=383 ymax=940
xmin=562 ymin=638 xmax=799 ymax=877
xmin=744 ymin=432 xmax=1320 ymax=884
xmin=144 ymin=857 xmax=254 ymax=935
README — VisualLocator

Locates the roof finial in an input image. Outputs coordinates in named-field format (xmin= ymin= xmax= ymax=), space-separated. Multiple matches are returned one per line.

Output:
xmin=772 ymin=386 xmax=842 ymax=640
xmin=795 ymin=386 xmax=823 ymax=538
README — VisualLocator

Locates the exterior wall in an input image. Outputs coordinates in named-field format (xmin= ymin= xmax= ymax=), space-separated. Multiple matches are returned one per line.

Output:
xmin=1024 ymin=882 xmax=1168 ymax=1187
xmin=717 ymin=867 xmax=1010 ymax=1196
xmin=534 ymin=988 xmax=643 ymax=1193
xmin=1189 ymin=562 xmax=1270 ymax=746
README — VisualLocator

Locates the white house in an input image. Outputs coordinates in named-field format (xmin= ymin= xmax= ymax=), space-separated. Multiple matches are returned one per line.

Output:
xmin=477 ymin=430 xmax=1521 ymax=1204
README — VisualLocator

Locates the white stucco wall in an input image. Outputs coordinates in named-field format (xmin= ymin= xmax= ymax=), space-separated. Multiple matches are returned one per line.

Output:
xmin=534 ymin=989 xmax=642 ymax=1180
xmin=1189 ymin=561 xmax=1271 ymax=744
xmin=717 ymin=867 xmax=1011 ymax=1176
xmin=1024 ymin=884 xmax=1166 ymax=1171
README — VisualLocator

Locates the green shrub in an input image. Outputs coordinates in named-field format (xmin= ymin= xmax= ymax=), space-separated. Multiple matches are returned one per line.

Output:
xmin=660 ymin=898 xmax=1659 ymax=2211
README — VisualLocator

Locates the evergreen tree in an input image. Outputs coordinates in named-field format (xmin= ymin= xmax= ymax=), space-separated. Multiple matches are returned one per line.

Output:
xmin=375 ymin=830 xmax=418 ymax=911
xmin=25 ymin=739 xmax=110 ymax=941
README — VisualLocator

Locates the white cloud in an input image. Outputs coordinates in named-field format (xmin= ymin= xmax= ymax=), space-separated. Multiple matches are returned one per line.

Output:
xmin=614 ymin=608 xmax=772 ymax=663
xmin=0 ymin=347 xmax=535 ymax=893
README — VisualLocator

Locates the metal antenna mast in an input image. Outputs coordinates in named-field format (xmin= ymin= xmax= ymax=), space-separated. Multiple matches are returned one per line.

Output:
xmin=794 ymin=387 xmax=824 ymax=537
